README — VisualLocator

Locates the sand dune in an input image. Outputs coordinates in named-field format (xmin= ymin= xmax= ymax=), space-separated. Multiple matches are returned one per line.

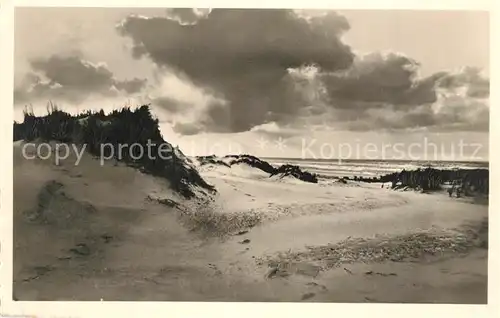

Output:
xmin=13 ymin=142 xmax=488 ymax=302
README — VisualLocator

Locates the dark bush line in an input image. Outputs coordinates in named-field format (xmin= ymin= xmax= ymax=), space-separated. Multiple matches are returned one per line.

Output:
xmin=225 ymin=154 xmax=277 ymax=174
xmin=14 ymin=103 xmax=215 ymax=198
xmin=270 ymin=164 xmax=318 ymax=183
xmin=351 ymin=167 xmax=489 ymax=195
xmin=196 ymin=155 xmax=231 ymax=168
xmin=197 ymin=154 xmax=318 ymax=183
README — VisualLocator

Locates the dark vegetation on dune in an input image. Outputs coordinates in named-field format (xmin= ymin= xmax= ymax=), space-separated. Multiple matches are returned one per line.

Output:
xmin=197 ymin=154 xmax=318 ymax=183
xmin=270 ymin=164 xmax=318 ymax=183
xmin=224 ymin=154 xmax=277 ymax=174
xmin=13 ymin=104 xmax=215 ymax=198
xmin=352 ymin=167 xmax=489 ymax=196
xmin=196 ymin=155 xmax=232 ymax=168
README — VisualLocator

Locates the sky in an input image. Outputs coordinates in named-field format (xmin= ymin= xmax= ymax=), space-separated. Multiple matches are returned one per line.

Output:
xmin=13 ymin=8 xmax=490 ymax=160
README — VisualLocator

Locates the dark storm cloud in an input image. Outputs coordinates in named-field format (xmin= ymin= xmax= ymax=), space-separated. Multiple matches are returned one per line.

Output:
xmin=30 ymin=55 xmax=115 ymax=91
xmin=321 ymin=53 xmax=443 ymax=107
xmin=114 ymin=77 xmax=147 ymax=94
xmin=332 ymin=94 xmax=489 ymax=133
xmin=316 ymin=53 xmax=489 ymax=132
xmin=15 ymin=55 xmax=147 ymax=104
xmin=172 ymin=122 xmax=205 ymax=135
xmin=118 ymin=9 xmax=488 ymax=134
xmin=153 ymin=96 xmax=187 ymax=113
xmin=12 ymin=9 xmax=488 ymax=134
xmin=118 ymin=9 xmax=355 ymax=132
xmin=437 ymin=66 xmax=489 ymax=98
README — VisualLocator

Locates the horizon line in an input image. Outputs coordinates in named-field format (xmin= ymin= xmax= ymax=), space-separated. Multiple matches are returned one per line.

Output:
xmin=259 ymin=156 xmax=490 ymax=163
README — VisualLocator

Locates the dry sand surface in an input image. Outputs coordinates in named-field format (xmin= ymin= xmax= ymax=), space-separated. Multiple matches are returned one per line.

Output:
xmin=13 ymin=142 xmax=488 ymax=302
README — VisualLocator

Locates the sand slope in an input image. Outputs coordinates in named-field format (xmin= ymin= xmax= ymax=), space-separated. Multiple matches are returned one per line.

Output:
xmin=13 ymin=143 xmax=488 ymax=302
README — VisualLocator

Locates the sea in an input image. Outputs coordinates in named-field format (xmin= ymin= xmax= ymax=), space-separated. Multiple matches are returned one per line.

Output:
xmin=264 ymin=158 xmax=489 ymax=178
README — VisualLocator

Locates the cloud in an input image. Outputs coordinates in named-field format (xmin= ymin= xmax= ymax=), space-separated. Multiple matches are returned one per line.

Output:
xmin=309 ymin=52 xmax=489 ymax=132
xmin=118 ymin=9 xmax=488 ymax=134
xmin=144 ymin=71 xmax=230 ymax=134
xmin=172 ymin=122 xmax=205 ymax=135
xmin=13 ymin=53 xmax=233 ymax=137
xmin=249 ymin=121 xmax=301 ymax=138
xmin=437 ymin=66 xmax=489 ymax=98
xmin=321 ymin=52 xmax=442 ymax=107
xmin=114 ymin=77 xmax=147 ymax=94
xmin=165 ymin=8 xmax=212 ymax=25
xmin=14 ymin=9 xmax=488 ymax=136
xmin=14 ymin=55 xmax=147 ymax=104
xmin=118 ymin=9 xmax=355 ymax=132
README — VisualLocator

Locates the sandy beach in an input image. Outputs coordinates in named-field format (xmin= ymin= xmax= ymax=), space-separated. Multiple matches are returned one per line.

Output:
xmin=13 ymin=142 xmax=488 ymax=303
